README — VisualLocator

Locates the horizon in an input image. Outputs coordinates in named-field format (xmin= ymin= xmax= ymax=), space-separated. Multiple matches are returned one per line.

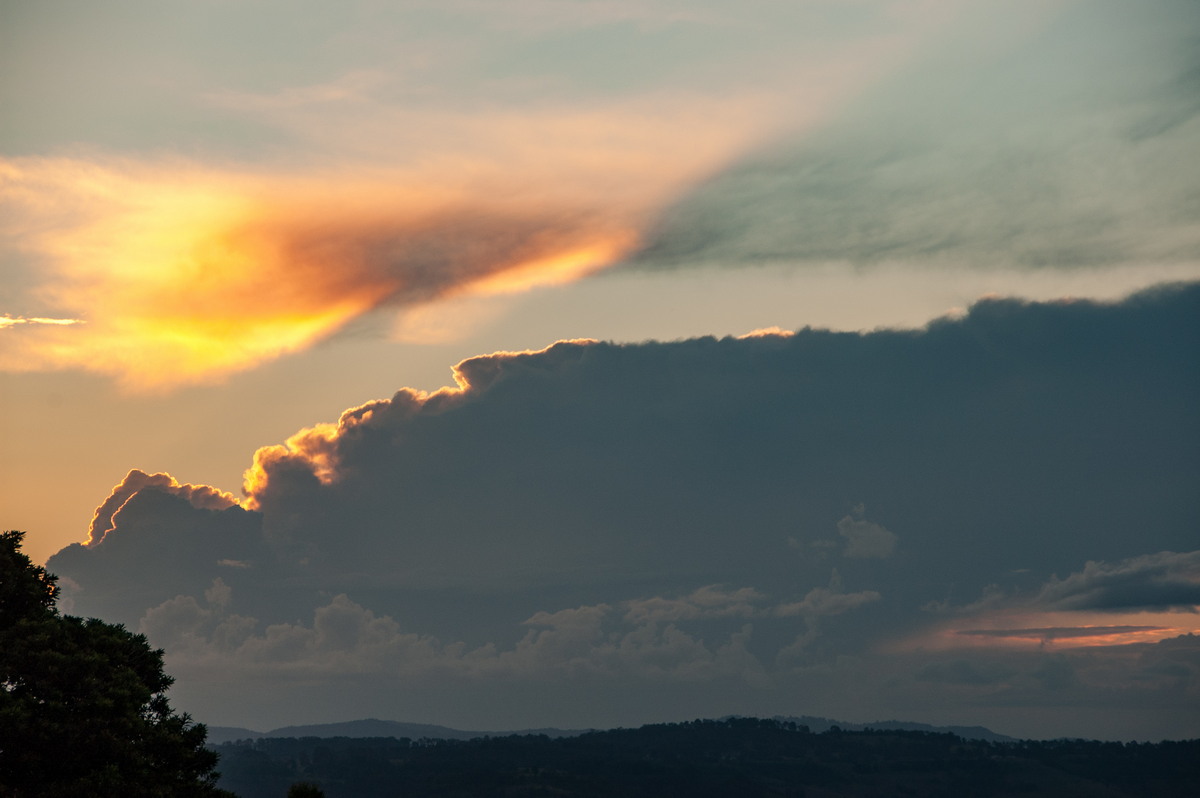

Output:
xmin=198 ymin=708 xmax=1184 ymax=744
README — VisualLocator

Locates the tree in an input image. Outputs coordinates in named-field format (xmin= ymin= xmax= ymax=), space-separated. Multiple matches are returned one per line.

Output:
xmin=287 ymin=782 xmax=327 ymax=797
xmin=0 ymin=530 xmax=233 ymax=797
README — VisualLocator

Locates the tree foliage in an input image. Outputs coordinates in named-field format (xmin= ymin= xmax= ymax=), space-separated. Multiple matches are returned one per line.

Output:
xmin=214 ymin=719 xmax=1200 ymax=798
xmin=0 ymin=530 xmax=232 ymax=797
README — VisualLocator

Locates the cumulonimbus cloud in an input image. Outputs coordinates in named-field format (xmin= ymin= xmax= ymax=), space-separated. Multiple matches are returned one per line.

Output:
xmin=44 ymin=283 xmax=1200 ymax=734
xmin=88 ymin=469 xmax=238 ymax=546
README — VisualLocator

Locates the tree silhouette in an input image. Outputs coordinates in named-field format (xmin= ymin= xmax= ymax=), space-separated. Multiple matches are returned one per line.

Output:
xmin=0 ymin=530 xmax=232 ymax=797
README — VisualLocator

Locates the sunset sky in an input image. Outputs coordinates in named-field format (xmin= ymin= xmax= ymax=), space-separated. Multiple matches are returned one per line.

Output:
xmin=2 ymin=0 xmax=1198 ymax=741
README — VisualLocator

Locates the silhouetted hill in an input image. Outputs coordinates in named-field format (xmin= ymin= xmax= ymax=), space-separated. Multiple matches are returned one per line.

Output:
xmin=207 ymin=727 xmax=264 ymax=744
xmin=211 ymin=717 xmax=1200 ymax=798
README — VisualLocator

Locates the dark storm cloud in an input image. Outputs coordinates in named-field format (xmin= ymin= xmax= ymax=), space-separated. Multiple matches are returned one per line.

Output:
xmin=87 ymin=469 xmax=237 ymax=545
xmin=45 ymin=281 xmax=1200 ymax=736
xmin=915 ymin=659 xmax=1014 ymax=687
xmin=232 ymin=282 xmax=1198 ymax=605
xmin=52 ymin=488 xmax=267 ymax=624
xmin=630 ymin=0 xmax=1200 ymax=271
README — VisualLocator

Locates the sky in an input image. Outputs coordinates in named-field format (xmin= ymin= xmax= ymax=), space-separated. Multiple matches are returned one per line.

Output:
xmin=1 ymin=0 xmax=1198 ymax=740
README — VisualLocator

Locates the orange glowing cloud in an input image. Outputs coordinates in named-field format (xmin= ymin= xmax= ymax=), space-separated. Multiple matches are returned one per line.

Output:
xmin=239 ymin=338 xmax=599 ymax=508
xmin=0 ymin=156 xmax=651 ymax=391
xmin=0 ymin=315 xmax=84 ymax=328
xmin=887 ymin=550 xmax=1200 ymax=654
xmin=889 ymin=609 xmax=1200 ymax=654
xmin=955 ymin=625 xmax=1171 ymax=645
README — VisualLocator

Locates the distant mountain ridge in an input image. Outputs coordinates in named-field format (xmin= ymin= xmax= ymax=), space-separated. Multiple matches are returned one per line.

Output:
xmin=769 ymin=715 xmax=1016 ymax=743
xmin=205 ymin=715 xmax=1011 ymax=745
xmin=205 ymin=718 xmax=592 ymax=745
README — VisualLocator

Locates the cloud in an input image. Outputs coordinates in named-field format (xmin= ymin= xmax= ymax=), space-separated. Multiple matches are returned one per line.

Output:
xmin=139 ymin=579 xmax=782 ymax=687
xmin=629 ymin=0 xmax=1200 ymax=273
xmin=0 ymin=315 xmax=84 ymax=329
xmin=621 ymin=585 xmax=766 ymax=624
xmin=0 ymin=1 xmax=1036 ymax=393
xmin=957 ymin=626 xmax=1169 ymax=641
xmin=836 ymin=508 xmax=898 ymax=559
xmin=931 ymin=550 xmax=1200 ymax=623
xmin=895 ymin=550 xmax=1200 ymax=657
xmin=88 ymin=469 xmax=238 ymax=546
xmin=51 ymin=488 xmax=266 ymax=625
xmin=0 ymin=157 xmax=648 ymax=391
xmin=1034 ymin=551 xmax=1200 ymax=613
xmin=774 ymin=570 xmax=881 ymax=621
xmin=45 ymin=283 xmax=1200 ymax=735
xmin=6 ymin=4 xmax=837 ymax=393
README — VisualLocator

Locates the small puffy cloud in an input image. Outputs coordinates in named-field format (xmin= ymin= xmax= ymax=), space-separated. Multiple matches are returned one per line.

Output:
xmin=140 ymin=581 xmax=778 ymax=688
xmin=774 ymin=574 xmax=881 ymax=620
xmin=836 ymin=508 xmax=898 ymax=559
xmin=138 ymin=578 xmax=257 ymax=653
xmin=773 ymin=570 xmax=882 ymax=666
xmin=141 ymin=584 xmax=448 ymax=675
xmin=790 ymin=507 xmax=898 ymax=560
xmin=622 ymin=585 xmax=766 ymax=625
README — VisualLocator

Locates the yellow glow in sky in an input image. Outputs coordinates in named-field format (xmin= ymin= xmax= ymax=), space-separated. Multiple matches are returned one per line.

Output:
xmin=0 ymin=158 xmax=652 ymax=391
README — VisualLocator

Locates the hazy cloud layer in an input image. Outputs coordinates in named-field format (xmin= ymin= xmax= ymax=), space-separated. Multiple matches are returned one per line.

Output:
xmin=46 ymin=283 xmax=1200 ymax=737
xmin=632 ymin=0 xmax=1200 ymax=272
